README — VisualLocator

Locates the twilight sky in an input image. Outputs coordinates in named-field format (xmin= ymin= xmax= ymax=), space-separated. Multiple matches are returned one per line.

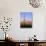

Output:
xmin=20 ymin=12 xmax=32 ymax=21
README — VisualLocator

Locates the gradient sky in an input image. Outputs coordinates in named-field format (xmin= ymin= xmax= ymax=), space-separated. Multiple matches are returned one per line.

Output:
xmin=20 ymin=12 xmax=32 ymax=21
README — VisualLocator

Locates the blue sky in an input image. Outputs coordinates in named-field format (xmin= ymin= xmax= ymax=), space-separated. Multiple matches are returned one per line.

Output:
xmin=20 ymin=12 xmax=32 ymax=21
